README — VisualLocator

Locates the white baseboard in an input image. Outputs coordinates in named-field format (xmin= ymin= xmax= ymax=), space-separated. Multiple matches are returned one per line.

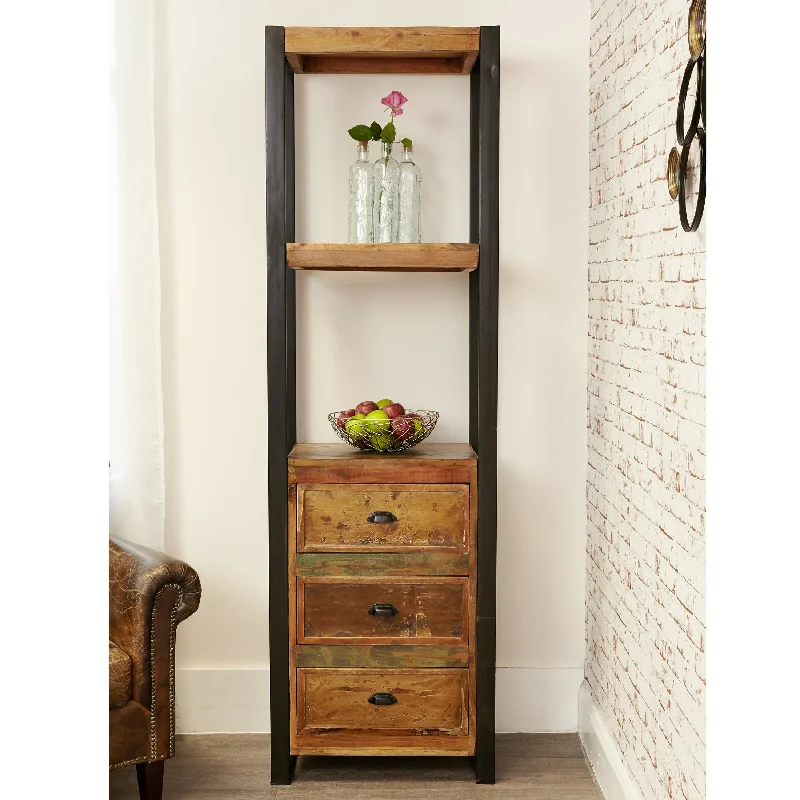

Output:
xmin=578 ymin=681 xmax=645 ymax=800
xmin=175 ymin=667 xmax=584 ymax=734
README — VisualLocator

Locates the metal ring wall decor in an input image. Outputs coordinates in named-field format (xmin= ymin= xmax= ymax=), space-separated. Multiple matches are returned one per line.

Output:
xmin=679 ymin=127 xmax=705 ymax=232
xmin=667 ymin=0 xmax=706 ymax=232
xmin=676 ymin=57 xmax=702 ymax=146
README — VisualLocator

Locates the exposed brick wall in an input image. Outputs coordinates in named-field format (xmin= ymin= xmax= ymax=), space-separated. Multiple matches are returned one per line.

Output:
xmin=586 ymin=2 xmax=705 ymax=800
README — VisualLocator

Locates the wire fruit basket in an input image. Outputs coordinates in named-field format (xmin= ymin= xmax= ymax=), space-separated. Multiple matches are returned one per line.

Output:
xmin=328 ymin=409 xmax=439 ymax=453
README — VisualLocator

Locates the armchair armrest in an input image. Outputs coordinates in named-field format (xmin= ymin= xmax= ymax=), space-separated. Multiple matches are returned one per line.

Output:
xmin=109 ymin=536 xmax=201 ymax=711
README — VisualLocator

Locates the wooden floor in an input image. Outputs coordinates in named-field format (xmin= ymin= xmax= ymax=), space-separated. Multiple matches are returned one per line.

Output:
xmin=109 ymin=734 xmax=602 ymax=799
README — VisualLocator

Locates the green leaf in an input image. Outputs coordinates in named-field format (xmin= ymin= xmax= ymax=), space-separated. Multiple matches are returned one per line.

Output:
xmin=380 ymin=121 xmax=396 ymax=144
xmin=348 ymin=124 xmax=372 ymax=141
xmin=370 ymin=121 xmax=382 ymax=141
xmin=400 ymin=137 xmax=413 ymax=148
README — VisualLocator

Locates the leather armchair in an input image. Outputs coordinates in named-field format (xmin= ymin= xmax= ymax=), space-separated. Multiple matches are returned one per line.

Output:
xmin=109 ymin=536 xmax=201 ymax=800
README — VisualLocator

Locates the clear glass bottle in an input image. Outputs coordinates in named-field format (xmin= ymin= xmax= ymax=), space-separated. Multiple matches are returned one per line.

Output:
xmin=348 ymin=141 xmax=374 ymax=243
xmin=397 ymin=144 xmax=422 ymax=243
xmin=373 ymin=143 xmax=400 ymax=243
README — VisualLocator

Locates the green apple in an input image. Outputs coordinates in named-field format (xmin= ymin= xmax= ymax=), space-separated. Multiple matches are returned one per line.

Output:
xmin=376 ymin=398 xmax=393 ymax=408
xmin=369 ymin=432 xmax=394 ymax=451
xmin=364 ymin=408 xmax=390 ymax=434
xmin=345 ymin=416 xmax=368 ymax=442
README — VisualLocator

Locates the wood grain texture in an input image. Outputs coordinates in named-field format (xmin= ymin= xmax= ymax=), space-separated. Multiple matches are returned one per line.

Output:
xmin=284 ymin=27 xmax=479 ymax=75
xmin=297 ymin=56 xmax=469 ymax=75
xmin=289 ymin=443 xmax=477 ymax=463
xmin=296 ymin=644 xmax=469 ymax=669
xmin=292 ymin=734 xmax=473 ymax=757
xmin=289 ymin=443 xmax=477 ymax=485
xmin=286 ymin=243 xmax=478 ymax=272
xmin=299 ymin=577 xmax=467 ymax=645
xmin=287 ymin=444 xmax=478 ymax=766
xmin=297 ymin=484 xmax=469 ymax=553
xmin=297 ymin=669 xmax=468 ymax=736
xmin=296 ymin=552 xmax=470 ymax=577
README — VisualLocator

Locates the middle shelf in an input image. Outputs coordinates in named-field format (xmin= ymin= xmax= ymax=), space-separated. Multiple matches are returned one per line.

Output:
xmin=286 ymin=243 xmax=479 ymax=273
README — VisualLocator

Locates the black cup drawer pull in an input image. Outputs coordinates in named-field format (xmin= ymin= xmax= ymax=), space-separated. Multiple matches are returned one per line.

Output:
xmin=367 ymin=511 xmax=397 ymax=524
xmin=368 ymin=692 xmax=398 ymax=706
xmin=368 ymin=603 xmax=398 ymax=617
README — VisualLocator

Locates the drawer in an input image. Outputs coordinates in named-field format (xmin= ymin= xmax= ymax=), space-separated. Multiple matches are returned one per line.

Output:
xmin=298 ymin=577 xmax=467 ymax=645
xmin=297 ymin=484 xmax=469 ymax=552
xmin=297 ymin=669 xmax=468 ymax=736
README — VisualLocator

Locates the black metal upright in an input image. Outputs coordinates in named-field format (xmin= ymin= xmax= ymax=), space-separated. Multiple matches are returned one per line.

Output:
xmin=265 ymin=24 xmax=296 ymax=786
xmin=469 ymin=25 xmax=500 ymax=786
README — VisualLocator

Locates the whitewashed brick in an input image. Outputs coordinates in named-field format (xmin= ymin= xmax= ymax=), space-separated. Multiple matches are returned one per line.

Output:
xmin=586 ymin=2 xmax=705 ymax=799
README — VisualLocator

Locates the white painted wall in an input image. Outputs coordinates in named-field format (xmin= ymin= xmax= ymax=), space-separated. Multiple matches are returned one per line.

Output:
xmin=156 ymin=0 xmax=589 ymax=731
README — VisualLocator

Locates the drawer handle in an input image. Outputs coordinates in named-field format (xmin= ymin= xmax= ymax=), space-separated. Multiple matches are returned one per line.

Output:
xmin=367 ymin=510 xmax=397 ymax=524
xmin=368 ymin=692 xmax=398 ymax=706
xmin=368 ymin=603 xmax=399 ymax=617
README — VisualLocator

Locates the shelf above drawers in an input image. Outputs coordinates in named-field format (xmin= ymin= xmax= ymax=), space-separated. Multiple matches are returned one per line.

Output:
xmin=289 ymin=443 xmax=477 ymax=485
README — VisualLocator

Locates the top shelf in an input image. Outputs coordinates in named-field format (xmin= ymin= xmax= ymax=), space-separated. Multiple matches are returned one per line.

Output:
xmin=284 ymin=27 xmax=480 ymax=75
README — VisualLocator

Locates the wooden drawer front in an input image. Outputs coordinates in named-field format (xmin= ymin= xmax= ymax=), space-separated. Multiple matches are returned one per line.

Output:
xmin=297 ymin=484 xmax=468 ymax=552
xmin=299 ymin=578 xmax=467 ymax=645
xmin=297 ymin=669 xmax=468 ymax=735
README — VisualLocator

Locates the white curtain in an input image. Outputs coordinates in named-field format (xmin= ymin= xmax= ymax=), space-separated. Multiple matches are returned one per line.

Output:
xmin=109 ymin=0 xmax=165 ymax=550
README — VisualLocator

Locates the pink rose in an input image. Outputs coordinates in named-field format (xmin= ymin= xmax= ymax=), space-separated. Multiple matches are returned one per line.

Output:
xmin=381 ymin=91 xmax=408 ymax=115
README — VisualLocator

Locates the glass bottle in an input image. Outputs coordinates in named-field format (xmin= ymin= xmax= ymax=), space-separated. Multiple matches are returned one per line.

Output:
xmin=348 ymin=141 xmax=374 ymax=243
xmin=373 ymin=143 xmax=400 ymax=243
xmin=397 ymin=144 xmax=422 ymax=243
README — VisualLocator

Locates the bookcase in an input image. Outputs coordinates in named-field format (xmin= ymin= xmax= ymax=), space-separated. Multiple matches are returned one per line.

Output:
xmin=265 ymin=25 xmax=499 ymax=784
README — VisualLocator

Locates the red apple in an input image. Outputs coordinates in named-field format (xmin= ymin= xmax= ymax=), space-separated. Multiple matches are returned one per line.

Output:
xmin=356 ymin=400 xmax=378 ymax=416
xmin=391 ymin=415 xmax=415 ymax=442
xmin=383 ymin=402 xmax=406 ymax=419
xmin=337 ymin=409 xmax=356 ymax=430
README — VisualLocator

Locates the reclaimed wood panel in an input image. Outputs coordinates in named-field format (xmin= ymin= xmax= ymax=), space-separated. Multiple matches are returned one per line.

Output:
xmin=293 ymin=733 xmax=473 ymax=757
xmin=298 ymin=484 xmax=468 ymax=553
xmin=289 ymin=443 xmax=477 ymax=463
xmin=289 ymin=443 xmax=477 ymax=485
xmin=298 ymin=56 xmax=468 ymax=75
xmin=284 ymin=27 xmax=479 ymax=75
xmin=286 ymin=243 xmax=478 ymax=272
xmin=296 ymin=644 xmax=469 ymax=668
xmin=292 ymin=732 xmax=473 ymax=756
xmin=298 ymin=577 xmax=467 ymax=644
xmin=297 ymin=669 xmax=468 ymax=735
xmin=295 ymin=552 xmax=470 ymax=577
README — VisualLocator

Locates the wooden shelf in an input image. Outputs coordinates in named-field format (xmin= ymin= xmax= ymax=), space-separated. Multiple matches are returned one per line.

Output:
xmin=289 ymin=443 xmax=477 ymax=463
xmin=284 ymin=27 xmax=479 ymax=75
xmin=286 ymin=243 xmax=479 ymax=273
